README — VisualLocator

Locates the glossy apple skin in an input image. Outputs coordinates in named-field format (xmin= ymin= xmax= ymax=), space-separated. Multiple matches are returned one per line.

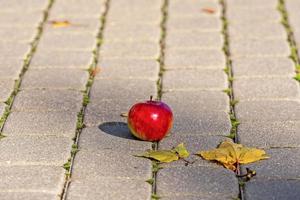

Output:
xmin=128 ymin=100 xmax=173 ymax=141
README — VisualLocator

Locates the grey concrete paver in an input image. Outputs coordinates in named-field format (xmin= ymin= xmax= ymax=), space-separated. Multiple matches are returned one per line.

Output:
xmin=0 ymin=192 xmax=57 ymax=200
xmin=165 ymin=49 xmax=226 ymax=69
xmin=2 ymin=111 xmax=77 ymax=137
xmin=98 ymin=59 xmax=159 ymax=79
xmin=0 ymin=103 xmax=5 ymax=117
xmin=232 ymin=57 xmax=295 ymax=77
xmin=0 ymin=0 xmax=48 ymax=11
xmin=0 ymin=165 xmax=65 ymax=192
xmin=161 ymin=194 xmax=236 ymax=200
xmin=166 ymin=31 xmax=223 ymax=49
xmin=230 ymin=39 xmax=290 ymax=57
xmin=233 ymin=77 xmax=300 ymax=100
xmin=90 ymin=79 xmax=156 ymax=101
xmin=79 ymin=126 xmax=151 ymax=152
xmin=0 ymin=79 xmax=15 ymax=102
xmin=67 ymin=179 xmax=151 ymax=200
xmin=163 ymin=69 xmax=227 ymax=90
xmin=37 ymin=33 xmax=96 ymax=51
xmin=0 ymin=11 xmax=43 ymax=27
xmin=228 ymin=23 xmax=286 ymax=40
xmin=72 ymin=150 xmax=151 ymax=180
xmin=30 ymin=50 xmax=92 ymax=69
xmin=239 ymin=121 xmax=300 ymax=148
xmin=0 ymin=136 xmax=72 ymax=165
xmin=286 ymin=0 xmax=300 ymax=58
xmin=21 ymin=68 xmax=89 ymax=90
xmin=0 ymin=43 xmax=30 ymax=59
xmin=0 ymin=28 xmax=35 ymax=42
xmin=168 ymin=16 xmax=222 ymax=32
xmin=156 ymin=166 xmax=239 ymax=197
xmin=0 ymin=59 xmax=23 ymax=79
xmin=100 ymin=42 xmax=160 ymax=59
xmin=235 ymin=100 xmax=300 ymax=122
xmin=226 ymin=0 xmax=277 ymax=8
xmin=162 ymin=90 xmax=229 ymax=112
xmin=244 ymin=179 xmax=300 ymax=200
xmin=12 ymin=89 xmax=83 ymax=111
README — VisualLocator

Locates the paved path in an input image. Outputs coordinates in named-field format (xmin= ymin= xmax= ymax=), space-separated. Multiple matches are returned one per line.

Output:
xmin=0 ymin=0 xmax=300 ymax=199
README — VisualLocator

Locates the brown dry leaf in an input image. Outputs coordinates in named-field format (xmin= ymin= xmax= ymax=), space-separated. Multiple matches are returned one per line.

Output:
xmin=197 ymin=140 xmax=269 ymax=171
xmin=49 ymin=20 xmax=71 ymax=28
xmin=202 ymin=7 xmax=216 ymax=14
xmin=90 ymin=66 xmax=101 ymax=77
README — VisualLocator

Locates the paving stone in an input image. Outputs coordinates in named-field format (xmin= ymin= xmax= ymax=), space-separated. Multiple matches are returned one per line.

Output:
xmin=67 ymin=178 xmax=151 ymax=200
xmin=163 ymin=69 xmax=227 ymax=90
xmin=0 ymin=27 xmax=35 ymax=42
xmin=242 ymin=148 xmax=300 ymax=179
xmin=50 ymin=0 xmax=105 ymax=17
xmin=38 ymin=33 xmax=96 ymax=51
xmin=227 ymin=0 xmax=277 ymax=8
xmin=0 ymin=165 xmax=65 ymax=192
xmin=0 ymin=192 xmax=56 ymax=200
xmin=227 ymin=8 xmax=280 ymax=24
xmin=109 ymin=0 xmax=161 ymax=10
xmin=12 ymin=89 xmax=83 ymax=111
xmin=72 ymin=150 xmax=151 ymax=179
xmin=84 ymin=100 xmax=130 ymax=127
xmin=239 ymin=121 xmax=300 ymax=148
xmin=228 ymin=23 xmax=286 ymax=40
xmin=31 ymin=50 xmax=92 ymax=69
xmin=108 ymin=9 xmax=160 ymax=23
xmin=244 ymin=179 xmax=300 ymax=200
xmin=0 ymin=0 xmax=48 ymax=11
xmin=97 ymin=59 xmax=159 ymax=80
xmin=165 ymin=49 xmax=226 ymax=69
xmin=230 ymin=39 xmax=290 ymax=57
xmin=159 ymin=134 xmax=228 ymax=167
xmin=2 ymin=111 xmax=77 ymax=137
xmin=90 ymin=79 xmax=156 ymax=101
xmin=168 ymin=16 xmax=222 ymax=31
xmin=162 ymin=90 xmax=229 ymax=112
xmin=156 ymin=166 xmax=239 ymax=197
xmin=0 ymin=11 xmax=42 ymax=27
xmin=21 ymin=68 xmax=89 ymax=90
xmin=232 ymin=57 xmax=295 ymax=77
xmin=235 ymin=100 xmax=300 ymax=122
xmin=0 ymin=43 xmax=30 ymax=58
xmin=233 ymin=77 xmax=300 ymax=100
xmin=160 ymin=194 xmax=236 ymax=200
xmin=0 ymin=136 xmax=72 ymax=165
xmin=166 ymin=31 xmax=223 ymax=49
xmin=0 ymin=79 xmax=15 ymax=102
xmin=100 ymin=42 xmax=160 ymax=59
xmin=171 ymin=111 xmax=231 ymax=136
xmin=0 ymin=59 xmax=23 ymax=79
xmin=104 ymin=25 xmax=160 ymax=42
xmin=169 ymin=0 xmax=221 ymax=17
xmin=79 ymin=126 xmax=151 ymax=152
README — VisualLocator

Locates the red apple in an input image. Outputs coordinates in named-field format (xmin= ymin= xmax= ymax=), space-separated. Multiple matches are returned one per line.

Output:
xmin=128 ymin=97 xmax=173 ymax=141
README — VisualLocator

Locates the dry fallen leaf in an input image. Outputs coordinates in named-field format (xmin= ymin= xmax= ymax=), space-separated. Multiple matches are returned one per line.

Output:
xmin=201 ymin=7 xmax=216 ymax=14
xmin=49 ymin=20 xmax=71 ymax=28
xmin=90 ymin=66 xmax=101 ymax=77
xmin=197 ymin=140 xmax=269 ymax=171
xmin=135 ymin=143 xmax=189 ymax=163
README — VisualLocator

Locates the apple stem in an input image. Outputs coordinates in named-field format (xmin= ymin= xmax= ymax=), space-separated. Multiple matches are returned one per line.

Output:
xmin=150 ymin=95 xmax=153 ymax=101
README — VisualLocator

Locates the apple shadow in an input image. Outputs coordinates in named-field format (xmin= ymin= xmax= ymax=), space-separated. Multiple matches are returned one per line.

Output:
xmin=98 ymin=122 xmax=139 ymax=140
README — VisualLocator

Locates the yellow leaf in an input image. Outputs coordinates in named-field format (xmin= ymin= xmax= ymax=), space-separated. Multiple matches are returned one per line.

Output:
xmin=49 ymin=20 xmax=71 ymax=28
xmin=197 ymin=140 xmax=269 ymax=171
xmin=137 ymin=150 xmax=178 ymax=163
xmin=172 ymin=143 xmax=190 ymax=158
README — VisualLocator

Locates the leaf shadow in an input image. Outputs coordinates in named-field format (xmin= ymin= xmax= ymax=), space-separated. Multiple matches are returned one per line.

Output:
xmin=98 ymin=121 xmax=140 ymax=141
